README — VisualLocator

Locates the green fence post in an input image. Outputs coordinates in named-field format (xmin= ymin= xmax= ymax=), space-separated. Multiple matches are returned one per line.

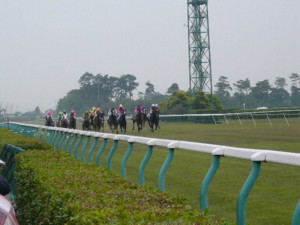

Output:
xmin=69 ymin=133 xmax=78 ymax=155
xmin=292 ymin=201 xmax=300 ymax=225
xmin=107 ymin=140 xmax=118 ymax=171
xmin=81 ymin=134 xmax=91 ymax=164
xmin=38 ymin=128 xmax=45 ymax=140
xmin=139 ymin=145 xmax=153 ymax=185
xmin=74 ymin=134 xmax=84 ymax=160
xmin=63 ymin=130 xmax=72 ymax=152
xmin=121 ymin=142 xmax=134 ymax=179
xmin=49 ymin=128 xmax=56 ymax=144
xmin=45 ymin=129 xmax=52 ymax=143
xmin=88 ymin=136 xmax=99 ymax=164
xmin=96 ymin=139 xmax=108 ymax=166
xmin=58 ymin=131 xmax=67 ymax=150
xmin=50 ymin=129 xmax=59 ymax=148
xmin=200 ymin=155 xmax=220 ymax=211
xmin=158 ymin=148 xmax=174 ymax=192
xmin=54 ymin=130 xmax=63 ymax=150
xmin=237 ymin=161 xmax=261 ymax=225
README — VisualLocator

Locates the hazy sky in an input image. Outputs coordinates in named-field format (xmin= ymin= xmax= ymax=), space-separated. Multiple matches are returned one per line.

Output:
xmin=1 ymin=0 xmax=299 ymax=113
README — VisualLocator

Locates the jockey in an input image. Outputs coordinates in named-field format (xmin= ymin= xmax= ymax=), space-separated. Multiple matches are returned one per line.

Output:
xmin=58 ymin=111 xmax=63 ymax=120
xmin=89 ymin=108 xmax=95 ymax=116
xmin=83 ymin=111 xmax=89 ymax=119
xmin=135 ymin=105 xmax=142 ymax=113
xmin=44 ymin=111 xmax=52 ymax=119
xmin=118 ymin=104 xmax=126 ymax=116
xmin=70 ymin=110 xmax=76 ymax=118
xmin=155 ymin=104 xmax=160 ymax=114
xmin=62 ymin=110 xmax=68 ymax=119
xmin=95 ymin=107 xmax=103 ymax=115
xmin=150 ymin=104 xmax=159 ymax=114
xmin=141 ymin=105 xmax=146 ymax=113
xmin=108 ymin=107 xmax=117 ymax=116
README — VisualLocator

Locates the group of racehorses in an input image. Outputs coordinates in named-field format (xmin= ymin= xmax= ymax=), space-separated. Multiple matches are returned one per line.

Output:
xmin=45 ymin=111 xmax=160 ymax=133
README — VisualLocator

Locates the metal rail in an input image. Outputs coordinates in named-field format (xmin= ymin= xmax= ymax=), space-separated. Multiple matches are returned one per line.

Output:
xmin=1 ymin=122 xmax=300 ymax=225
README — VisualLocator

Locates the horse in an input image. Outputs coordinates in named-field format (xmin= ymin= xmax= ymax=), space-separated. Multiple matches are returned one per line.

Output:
xmin=132 ymin=111 xmax=143 ymax=132
xmin=142 ymin=111 xmax=149 ymax=128
xmin=107 ymin=114 xmax=118 ymax=133
xmin=94 ymin=111 xmax=105 ymax=132
xmin=118 ymin=113 xmax=127 ymax=134
xmin=149 ymin=112 xmax=160 ymax=132
xmin=89 ymin=114 xmax=95 ymax=131
xmin=61 ymin=118 xmax=69 ymax=128
xmin=82 ymin=116 xmax=90 ymax=131
xmin=56 ymin=118 xmax=61 ymax=127
xmin=69 ymin=114 xmax=76 ymax=129
xmin=45 ymin=115 xmax=54 ymax=127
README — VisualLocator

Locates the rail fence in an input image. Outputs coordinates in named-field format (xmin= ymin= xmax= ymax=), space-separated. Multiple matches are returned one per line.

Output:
xmin=160 ymin=109 xmax=300 ymax=126
xmin=1 ymin=122 xmax=300 ymax=225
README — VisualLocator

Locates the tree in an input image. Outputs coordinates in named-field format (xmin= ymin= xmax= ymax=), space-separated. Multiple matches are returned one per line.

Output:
xmin=291 ymin=86 xmax=300 ymax=106
xmin=233 ymin=78 xmax=250 ymax=95
xmin=78 ymin=72 xmax=94 ymax=88
xmin=250 ymin=80 xmax=271 ymax=107
xmin=144 ymin=81 xmax=156 ymax=100
xmin=34 ymin=106 xmax=41 ymax=115
xmin=289 ymin=73 xmax=300 ymax=88
xmin=166 ymin=83 xmax=179 ymax=95
xmin=274 ymin=77 xmax=287 ymax=89
xmin=191 ymin=91 xmax=210 ymax=109
xmin=268 ymin=77 xmax=289 ymax=107
xmin=214 ymin=76 xmax=232 ymax=97
xmin=114 ymin=74 xmax=139 ymax=100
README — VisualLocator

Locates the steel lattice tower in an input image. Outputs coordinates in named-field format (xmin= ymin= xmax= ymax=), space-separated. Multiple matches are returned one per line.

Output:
xmin=187 ymin=0 xmax=212 ymax=94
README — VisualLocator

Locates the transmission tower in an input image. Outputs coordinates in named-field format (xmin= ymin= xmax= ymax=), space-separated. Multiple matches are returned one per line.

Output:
xmin=187 ymin=0 xmax=212 ymax=95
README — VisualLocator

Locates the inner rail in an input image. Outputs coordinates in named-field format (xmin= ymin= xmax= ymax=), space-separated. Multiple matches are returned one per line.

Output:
xmin=1 ymin=122 xmax=300 ymax=225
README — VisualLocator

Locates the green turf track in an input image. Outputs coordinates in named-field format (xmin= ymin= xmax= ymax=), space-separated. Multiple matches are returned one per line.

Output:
xmin=30 ymin=117 xmax=300 ymax=224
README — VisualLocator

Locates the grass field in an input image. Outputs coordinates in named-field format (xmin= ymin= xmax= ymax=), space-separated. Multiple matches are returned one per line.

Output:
xmin=26 ymin=117 xmax=300 ymax=224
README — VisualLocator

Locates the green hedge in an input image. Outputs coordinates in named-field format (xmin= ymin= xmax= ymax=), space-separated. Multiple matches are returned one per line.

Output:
xmin=0 ymin=129 xmax=51 ymax=151
xmin=15 ymin=150 xmax=227 ymax=225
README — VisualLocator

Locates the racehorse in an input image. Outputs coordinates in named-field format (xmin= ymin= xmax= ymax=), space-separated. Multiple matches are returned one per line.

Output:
xmin=132 ymin=111 xmax=142 ymax=132
xmin=56 ymin=118 xmax=61 ymax=127
xmin=61 ymin=118 xmax=69 ymax=128
xmin=141 ymin=111 xmax=149 ymax=128
xmin=69 ymin=114 xmax=76 ymax=129
xmin=82 ymin=114 xmax=90 ymax=131
xmin=94 ymin=111 xmax=104 ymax=132
xmin=107 ymin=114 xmax=118 ymax=133
xmin=118 ymin=113 xmax=127 ymax=134
xmin=89 ymin=114 xmax=95 ymax=131
xmin=149 ymin=112 xmax=160 ymax=132
xmin=45 ymin=115 xmax=54 ymax=127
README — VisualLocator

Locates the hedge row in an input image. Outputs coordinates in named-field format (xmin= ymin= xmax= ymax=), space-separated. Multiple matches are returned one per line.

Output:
xmin=15 ymin=150 xmax=228 ymax=225
xmin=0 ymin=129 xmax=51 ymax=151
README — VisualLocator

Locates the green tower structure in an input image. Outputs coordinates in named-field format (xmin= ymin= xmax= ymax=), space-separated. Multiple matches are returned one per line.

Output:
xmin=187 ymin=0 xmax=213 ymax=95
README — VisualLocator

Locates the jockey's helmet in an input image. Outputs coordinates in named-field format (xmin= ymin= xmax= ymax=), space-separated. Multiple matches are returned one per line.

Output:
xmin=119 ymin=104 xmax=123 ymax=107
xmin=63 ymin=110 xmax=67 ymax=113
xmin=47 ymin=111 xmax=51 ymax=115
xmin=70 ymin=110 xmax=75 ymax=114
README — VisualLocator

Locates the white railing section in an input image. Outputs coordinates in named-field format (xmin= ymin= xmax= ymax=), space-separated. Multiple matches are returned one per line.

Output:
xmin=1 ymin=122 xmax=300 ymax=225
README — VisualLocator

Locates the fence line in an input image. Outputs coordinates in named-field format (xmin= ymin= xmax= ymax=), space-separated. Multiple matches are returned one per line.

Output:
xmin=1 ymin=122 xmax=300 ymax=225
xmin=160 ymin=109 xmax=300 ymax=126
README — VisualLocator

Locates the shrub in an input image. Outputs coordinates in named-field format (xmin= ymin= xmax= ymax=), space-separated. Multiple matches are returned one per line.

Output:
xmin=0 ymin=129 xmax=51 ymax=151
xmin=15 ymin=150 xmax=227 ymax=225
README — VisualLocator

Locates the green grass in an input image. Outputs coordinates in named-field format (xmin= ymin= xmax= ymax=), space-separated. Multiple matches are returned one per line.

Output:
xmin=29 ymin=117 xmax=300 ymax=224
